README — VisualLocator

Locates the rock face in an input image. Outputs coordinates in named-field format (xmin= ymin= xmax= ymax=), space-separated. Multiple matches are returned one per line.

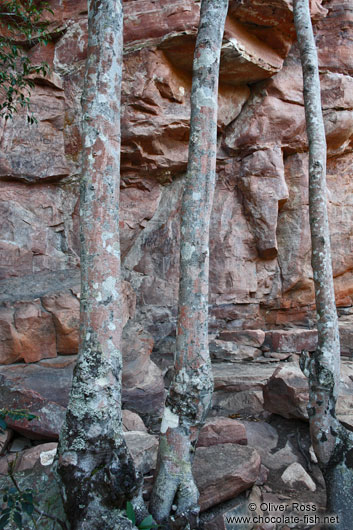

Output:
xmin=0 ymin=2 xmax=352 ymax=513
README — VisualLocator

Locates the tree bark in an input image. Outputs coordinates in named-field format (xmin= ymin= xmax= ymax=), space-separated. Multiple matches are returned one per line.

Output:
xmin=294 ymin=1 xmax=353 ymax=527
xmin=150 ymin=0 xmax=229 ymax=526
xmin=56 ymin=1 xmax=143 ymax=528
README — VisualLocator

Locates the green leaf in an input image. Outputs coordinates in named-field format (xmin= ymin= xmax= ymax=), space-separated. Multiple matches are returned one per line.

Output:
xmin=21 ymin=492 xmax=33 ymax=504
xmin=21 ymin=502 xmax=34 ymax=515
xmin=13 ymin=510 xmax=22 ymax=529
xmin=0 ymin=513 xmax=10 ymax=530
xmin=0 ymin=418 xmax=7 ymax=430
xmin=126 ymin=501 xmax=136 ymax=525
xmin=138 ymin=514 xmax=155 ymax=530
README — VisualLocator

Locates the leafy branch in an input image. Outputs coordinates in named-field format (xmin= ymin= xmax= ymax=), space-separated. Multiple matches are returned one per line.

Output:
xmin=0 ymin=0 xmax=54 ymax=122
xmin=0 ymin=409 xmax=37 ymax=433
xmin=1 ymin=460 xmax=68 ymax=529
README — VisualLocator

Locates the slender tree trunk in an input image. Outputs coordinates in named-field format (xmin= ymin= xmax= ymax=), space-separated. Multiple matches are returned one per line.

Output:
xmin=294 ymin=1 xmax=353 ymax=527
xmin=56 ymin=2 xmax=144 ymax=528
xmin=150 ymin=0 xmax=229 ymax=526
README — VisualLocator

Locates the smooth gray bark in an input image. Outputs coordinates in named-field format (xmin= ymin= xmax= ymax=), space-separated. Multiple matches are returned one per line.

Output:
xmin=294 ymin=1 xmax=353 ymax=528
xmin=56 ymin=1 xmax=143 ymax=528
xmin=150 ymin=0 xmax=229 ymax=527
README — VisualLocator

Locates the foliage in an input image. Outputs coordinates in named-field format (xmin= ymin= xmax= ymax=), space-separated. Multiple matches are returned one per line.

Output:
xmin=0 ymin=485 xmax=35 ymax=529
xmin=0 ymin=409 xmax=37 ymax=433
xmin=125 ymin=502 xmax=157 ymax=530
xmin=0 ymin=0 xmax=54 ymax=122
xmin=0 ymin=459 xmax=68 ymax=529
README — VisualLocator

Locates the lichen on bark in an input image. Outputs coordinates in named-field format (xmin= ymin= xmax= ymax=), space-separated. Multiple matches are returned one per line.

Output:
xmin=56 ymin=1 xmax=143 ymax=528
xmin=294 ymin=1 xmax=353 ymax=527
xmin=150 ymin=0 xmax=229 ymax=527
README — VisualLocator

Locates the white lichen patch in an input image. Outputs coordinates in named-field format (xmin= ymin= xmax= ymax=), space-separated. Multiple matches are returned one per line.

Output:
xmin=160 ymin=407 xmax=179 ymax=434
xmin=40 ymin=448 xmax=57 ymax=466
xmin=183 ymin=242 xmax=195 ymax=260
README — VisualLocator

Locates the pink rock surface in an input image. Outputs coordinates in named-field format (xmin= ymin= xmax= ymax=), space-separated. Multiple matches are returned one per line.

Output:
xmin=197 ymin=417 xmax=247 ymax=448
xmin=0 ymin=443 xmax=58 ymax=475
xmin=194 ymin=443 xmax=261 ymax=511
xmin=264 ymin=329 xmax=318 ymax=353
xmin=0 ymin=374 xmax=66 ymax=440
xmin=42 ymin=291 xmax=80 ymax=354
xmin=217 ymin=329 xmax=265 ymax=348
xmin=0 ymin=301 xmax=57 ymax=364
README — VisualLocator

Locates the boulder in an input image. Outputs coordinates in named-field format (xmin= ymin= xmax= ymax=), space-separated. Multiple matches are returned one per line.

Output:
xmin=0 ymin=375 xmax=66 ymax=440
xmin=122 ymin=322 xmax=165 ymax=416
xmin=197 ymin=417 xmax=247 ymax=448
xmin=124 ymin=431 xmax=158 ymax=475
xmin=122 ymin=410 xmax=147 ymax=433
xmin=212 ymin=362 xmax=280 ymax=417
xmin=281 ymin=462 xmax=316 ymax=492
xmin=0 ymin=428 xmax=13 ymax=456
xmin=263 ymin=362 xmax=353 ymax=428
xmin=217 ymin=330 xmax=265 ymax=348
xmin=264 ymin=329 xmax=318 ymax=353
xmin=263 ymin=365 xmax=310 ymax=420
xmin=0 ymin=442 xmax=58 ymax=475
xmin=209 ymin=340 xmax=261 ymax=363
xmin=194 ymin=444 xmax=261 ymax=512
xmin=242 ymin=418 xmax=298 ymax=471
xmin=0 ymin=362 xmax=74 ymax=408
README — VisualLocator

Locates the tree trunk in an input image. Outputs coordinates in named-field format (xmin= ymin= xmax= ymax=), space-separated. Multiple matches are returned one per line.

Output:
xmin=150 ymin=0 xmax=229 ymax=526
xmin=294 ymin=1 xmax=353 ymax=527
xmin=56 ymin=1 xmax=143 ymax=528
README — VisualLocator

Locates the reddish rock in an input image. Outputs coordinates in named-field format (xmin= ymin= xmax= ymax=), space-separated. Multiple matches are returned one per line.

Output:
xmin=317 ymin=0 xmax=353 ymax=75
xmin=0 ymin=300 xmax=56 ymax=364
xmin=263 ymin=362 xmax=353 ymax=428
xmin=124 ymin=431 xmax=158 ymax=475
xmin=217 ymin=329 xmax=265 ymax=348
xmin=263 ymin=365 xmax=309 ymax=420
xmin=0 ymin=442 xmax=58 ymax=475
xmin=239 ymin=146 xmax=289 ymax=259
xmin=0 ymin=429 xmax=13 ymax=456
xmin=42 ymin=291 xmax=79 ymax=354
xmin=0 ymin=0 xmax=352 ymax=360
xmin=0 ymin=375 xmax=66 ymax=440
xmin=264 ymin=329 xmax=318 ymax=353
xmin=124 ymin=0 xmax=200 ymax=45
xmin=0 ymin=362 xmax=74 ymax=408
xmin=0 ymin=182 xmax=79 ymax=281
xmin=197 ymin=417 xmax=247 ymax=448
xmin=209 ymin=340 xmax=261 ymax=363
xmin=122 ymin=410 xmax=147 ymax=433
xmin=194 ymin=444 xmax=261 ymax=511
xmin=0 ymin=85 xmax=68 ymax=182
